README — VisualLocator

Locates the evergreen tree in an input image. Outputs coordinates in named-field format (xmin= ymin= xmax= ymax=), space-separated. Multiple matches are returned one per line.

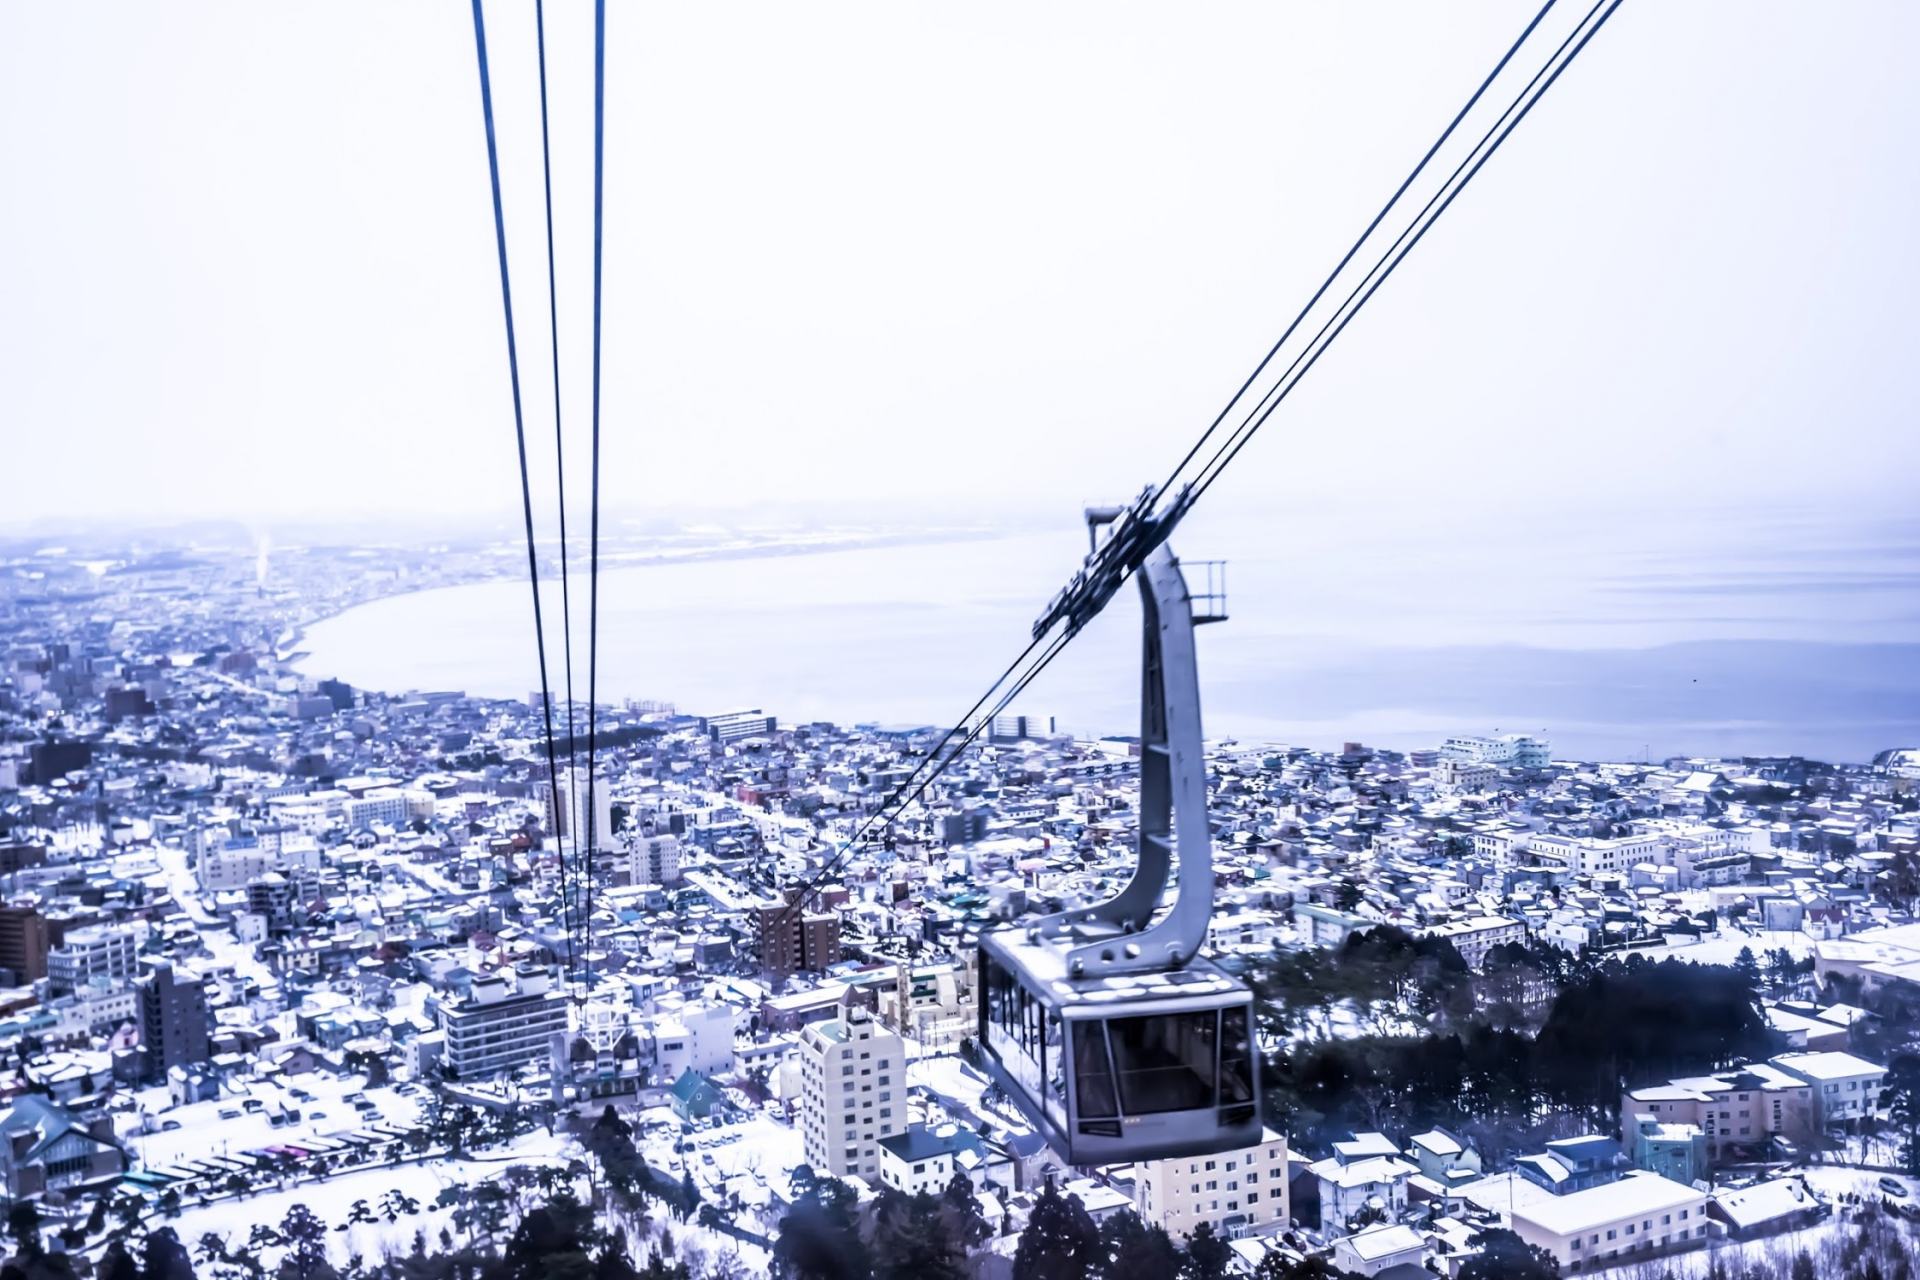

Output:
xmin=1886 ymin=1053 xmax=1920 ymax=1175
xmin=1733 ymin=947 xmax=1761 ymax=992
xmin=872 ymin=1189 xmax=964 ymax=1280
xmin=1013 ymin=1182 xmax=1101 ymax=1280
xmin=1457 ymin=1228 xmax=1557 ymax=1280
xmin=97 ymin=1244 xmax=140 ymax=1280
xmin=771 ymin=1176 xmax=869 ymax=1280
xmin=939 ymin=1172 xmax=990 ymax=1253
xmin=1094 ymin=1210 xmax=1180 ymax=1280
xmin=142 ymin=1228 xmax=198 ymax=1280
xmin=1180 ymin=1223 xmax=1231 ymax=1280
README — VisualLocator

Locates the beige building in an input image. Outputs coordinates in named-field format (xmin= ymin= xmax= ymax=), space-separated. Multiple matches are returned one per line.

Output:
xmin=1510 ymin=1171 xmax=1707 ymax=1273
xmin=1134 ymin=1127 xmax=1290 ymax=1241
xmin=798 ymin=1002 xmax=905 ymax=1180
xmin=628 ymin=834 xmax=682 ymax=886
xmin=1417 ymin=916 xmax=1525 ymax=968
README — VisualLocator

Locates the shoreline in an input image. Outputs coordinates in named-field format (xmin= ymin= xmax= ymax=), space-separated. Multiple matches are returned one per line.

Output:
xmin=278 ymin=524 xmax=1006 ymax=664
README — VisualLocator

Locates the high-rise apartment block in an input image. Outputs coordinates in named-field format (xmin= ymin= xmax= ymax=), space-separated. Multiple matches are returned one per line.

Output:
xmin=705 ymin=710 xmax=777 ymax=743
xmin=1134 ymin=1128 xmax=1291 ymax=1241
xmin=799 ymin=1002 xmax=905 ymax=1180
xmin=137 ymin=962 xmax=210 ymax=1084
xmin=629 ymin=834 xmax=682 ymax=886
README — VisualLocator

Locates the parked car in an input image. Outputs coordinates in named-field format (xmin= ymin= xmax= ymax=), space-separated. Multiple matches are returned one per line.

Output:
xmin=1879 ymin=1176 xmax=1908 ymax=1197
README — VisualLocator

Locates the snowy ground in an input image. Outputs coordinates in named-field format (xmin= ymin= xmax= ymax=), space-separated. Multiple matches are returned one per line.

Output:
xmin=119 ymin=1071 xmax=425 ymax=1172
xmin=1635 ymin=928 xmax=1818 ymax=966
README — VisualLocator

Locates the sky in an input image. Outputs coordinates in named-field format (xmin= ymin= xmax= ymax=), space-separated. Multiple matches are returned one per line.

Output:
xmin=2 ymin=1 xmax=1916 ymax=534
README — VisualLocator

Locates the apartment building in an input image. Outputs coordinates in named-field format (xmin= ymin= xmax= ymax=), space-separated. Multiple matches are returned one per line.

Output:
xmin=437 ymin=966 xmax=570 ymax=1079
xmin=47 ymin=925 xmax=138 ymax=996
xmin=1134 ymin=1128 xmax=1290 ymax=1240
xmin=1417 ymin=916 xmax=1525 ymax=968
xmin=629 ymin=834 xmax=682 ymax=886
xmin=1510 ymin=1171 xmax=1707 ymax=1273
xmin=798 ymin=1002 xmax=905 ymax=1180
xmin=137 ymin=962 xmax=210 ymax=1085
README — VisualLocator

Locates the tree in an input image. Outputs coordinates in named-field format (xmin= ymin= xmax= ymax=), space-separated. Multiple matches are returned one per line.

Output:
xmin=98 ymin=1244 xmax=141 ymax=1280
xmin=279 ymin=1204 xmax=331 ymax=1280
xmin=871 ymin=1188 xmax=964 ymax=1280
xmin=142 ymin=1227 xmax=199 ymax=1280
xmin=6 ymin=1202 xmax=40 ymax=1250
xmin=1792 ymin=1251 xmax=1817 ymax=1280
xmin=1013 ymin=1182 xmax=1101 ymax=1280
xmin=940 ymin=1172 xmax=990 ymax=1254
xmin=1733 ymin=947 xmax=1761 ymax=992
xmin=1884 ymin=1053 xmax=1920 ymax=1176
xmin=771 ymin=1177 xmax=869 ymax=1280
xmin=1181 ymin=1223 xmax=1231 ymax=1280
xmin=1457 ymin=1228 xmax=1558 ymax=1280
xmin=1094 ymin=1211 xmax=1180 ymax=1280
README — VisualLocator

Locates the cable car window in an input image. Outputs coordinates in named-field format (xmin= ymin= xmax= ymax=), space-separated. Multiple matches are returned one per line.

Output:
xmin=1219 ymin=1006 xmax=1255 ymax=1106
xmin=1044 ymin=1006 xmax=1067 ymax=1124
xmin=1109 ymin=1010 xmax=1218 ymax=1114
xmin=1072 ymin=1023 xmax=1118 ymax=1119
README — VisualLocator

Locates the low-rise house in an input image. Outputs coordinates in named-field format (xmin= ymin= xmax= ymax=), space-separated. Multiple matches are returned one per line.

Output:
xmin=1309 ymin=1132 xmax=1416 ymax=1232
xmin=1331 ymin=1222 xmax=1426 ymax=1277
xmin=1706 ymin=1177 xmax=1827 ymax=1241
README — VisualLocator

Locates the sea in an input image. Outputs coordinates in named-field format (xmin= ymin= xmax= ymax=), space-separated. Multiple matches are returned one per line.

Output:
xmin=297 ymin=503 xmax=1920 ymax=764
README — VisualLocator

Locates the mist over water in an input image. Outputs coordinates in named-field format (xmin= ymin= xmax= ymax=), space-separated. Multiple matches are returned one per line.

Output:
xmin=300 ymin=503 xmax=1920 ymax=763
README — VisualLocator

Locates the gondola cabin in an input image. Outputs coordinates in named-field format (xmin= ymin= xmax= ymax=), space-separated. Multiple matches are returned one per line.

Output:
xmin=977 ymin=926 xmax=1261 ymax=1164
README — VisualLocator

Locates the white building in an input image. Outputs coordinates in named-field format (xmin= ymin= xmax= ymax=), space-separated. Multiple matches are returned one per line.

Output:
xmin=877 ymin=1123 xmax=994 ymax=1196
xmin=343 ymin=788 xmax=409 ymax=830
xmin=1308 ymin=1133 xmax=1415 ymax=1233
xmin=654 ymin=1001 xmax=735 ymax=1082
xmin=1771 ymin=1051 xmax=1887 ymax=1126
xmin=1134 ymin=1127 xmax=1290 ymax=1241
xmin=1530 ymin=833 xmax=1668 ymax=878
xmin=47 ymin=925 xmax=139 ymax=995
xmin=437 ymin=966 xmax=570 ymax=1079
xmin=1416 ymin=916 xmax=1526 ymax=968
xmin=541 ymin=776 xmax=616 ymax=850
xmin=1332 ymin=1223 xmax=1426 ymax=1277
xmin=1441 ymin=734 xmax=1551 ymax=769
xmin=798 ymin=1002 xmax=905 ymax=1180
xmin=196 ymin=843 xmax=278 ymax=893
xmin=629 ymin=834 xmax=682 ymax=887
xmin=1434 ymin=759 xmax=1498 ymax=793
xmin=1509 ymin=1170 xmax=1707 ymax=1273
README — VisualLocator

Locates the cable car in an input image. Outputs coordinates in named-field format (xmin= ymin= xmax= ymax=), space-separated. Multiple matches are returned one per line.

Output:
xmin=976 ymin=502 xmax=1261 ymax=1163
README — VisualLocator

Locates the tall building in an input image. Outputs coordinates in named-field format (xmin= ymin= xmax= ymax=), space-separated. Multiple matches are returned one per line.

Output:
xmin=540 ymin=776 xmax=616 ymax=851
xmin=705 ymin=710 xmax=777 ymax=743
xmin=137 ymin=962 xmax=210 ymax=1085
xmin=0 ymin=905 xmax=50 ymax=986
xmin=799 ymin=1001 xmax=905 ymax=1180
xmin=47 ymin=925 xmax=139 ymax=996
xmin=754 ymin=888 xmax=841 ymax=979
xmin=1134 ymin=1129 xmax=1291 ymax=1242
xmin=629 ymin=834 xmax=682 ymax=886
xmin=438 ymin=966 xmax=570 ymax=1079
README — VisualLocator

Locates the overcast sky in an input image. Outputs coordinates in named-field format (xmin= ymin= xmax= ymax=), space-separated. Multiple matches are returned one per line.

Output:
xmin=2 ymin=1 xmax=1915 ymax=534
